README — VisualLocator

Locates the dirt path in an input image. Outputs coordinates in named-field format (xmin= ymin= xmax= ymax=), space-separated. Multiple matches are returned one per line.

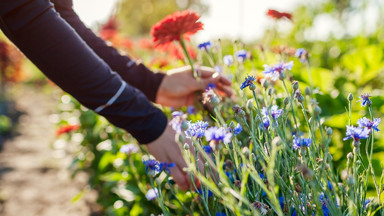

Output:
xmin=0 ymin=85 xmax=97 ymax=216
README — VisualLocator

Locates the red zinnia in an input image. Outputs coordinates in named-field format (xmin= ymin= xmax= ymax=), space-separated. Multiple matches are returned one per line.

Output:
xmin=151 ymin=10 xmax=203 ymax=48
xmin=56 ymin=124 xmax=80 ymax=136
xmin=267 ymin=9 xmax=292 ymax=20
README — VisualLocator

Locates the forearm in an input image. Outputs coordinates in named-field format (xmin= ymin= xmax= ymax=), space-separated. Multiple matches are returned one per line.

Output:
xmin=0 ymin=0 xmax=167 ymax=144
xmin=51 ymin=0 xmax=165 ymax=102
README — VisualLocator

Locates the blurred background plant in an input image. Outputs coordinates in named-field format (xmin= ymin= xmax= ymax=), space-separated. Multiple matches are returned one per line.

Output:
xmin=1 ymin=0 xmax=384 ymax=215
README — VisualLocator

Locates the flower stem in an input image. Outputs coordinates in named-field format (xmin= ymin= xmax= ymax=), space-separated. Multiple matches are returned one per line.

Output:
xmin=179 ymin=36 xmax=198 ymax=79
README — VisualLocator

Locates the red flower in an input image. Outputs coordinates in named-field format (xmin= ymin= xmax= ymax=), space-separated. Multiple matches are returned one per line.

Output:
xmin=100 ymin=16 xmax=119 ymax=40
xmin=151 ymin=10 xmax=203 ymax=48
xmin=56 ymin=124 xmax=80 ymax=136
xmin=267 ymin=9 xmax=292 ymax=20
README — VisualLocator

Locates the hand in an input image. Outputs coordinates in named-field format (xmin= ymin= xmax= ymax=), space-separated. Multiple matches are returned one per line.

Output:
xmin=146 ymin=123 xmax=204 ymax=190
xmin=155 ymin=66 xmax=232 ymax=108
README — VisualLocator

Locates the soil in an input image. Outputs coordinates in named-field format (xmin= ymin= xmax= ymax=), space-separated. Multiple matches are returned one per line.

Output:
xmin=0 ymin=85 xmax=99 ymax=216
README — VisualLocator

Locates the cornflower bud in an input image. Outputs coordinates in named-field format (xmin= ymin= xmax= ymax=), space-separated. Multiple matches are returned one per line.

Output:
xmin=279 ymin=71 xmax=286 ymax=80
xmin=229 ymin=121 xmax=236 ymax=129
xmin=313 ymin=106 xmax=322 ymax=116
xmin=297 ymin=94 xmax=304 ymax=103
xmin=292 ymin=81 xmax=299 ymax=91
xmin=326 ymin=127 xmax=333 ymax=136
xmin=249 ymin=83 xmax=256 ymax=91
xmin=347 ymin=152 xmax=354 ymax=160
xmin=182 ymin=121 xmax=189 ymax=131
xmin=346 ymin=176 xmax=355 ymax=186
xmin=366 ymin=99 xmax=372 ymax=106
xmin=262 ymin=80 xmax=269 ymax=89
xmin=283 ymin=97 xmax=290 ymax=106
xmin=295 ymin=183 xmax=302 ymax=193
xmin=232 ymin=105 xmax=245 ymax=117
xmin=348 ymin=93 xmax=354 ymax=101
xmin=305 ymin=86 xmax=311 ymax=96
xmin=234 ymin=180 xmax=241 ymax=187
xmin=246 ymin=99 xmax=254 ymax=111
xmin=268 ymin=88 xmax=273 ymax=96
xmin=183 ymin=143 xmax=189 ymax=150
xmin=204 ymin=162 xmax=209 ymax=169
xmin=178 ymin=134 xmax=185 ymax=143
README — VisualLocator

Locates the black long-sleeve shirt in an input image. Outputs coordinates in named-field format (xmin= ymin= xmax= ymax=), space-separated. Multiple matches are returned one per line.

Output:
xmin=0 ymin=0 xmax=168 ymax=144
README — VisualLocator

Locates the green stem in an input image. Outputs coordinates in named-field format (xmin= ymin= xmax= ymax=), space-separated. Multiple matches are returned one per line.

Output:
xmin=179 ymin=36 xmax=198 ymax=79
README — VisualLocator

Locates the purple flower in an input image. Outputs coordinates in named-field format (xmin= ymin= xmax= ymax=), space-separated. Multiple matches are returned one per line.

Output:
xmin=262 ymin=117 xmax=270 ymax=129
xmin=261 ymin=105 xmax=283 ymax=119
xmin=343 ymin=125 xmax=370 ymax=142
xmin=145 ymin=188 xmax=158 ymax=200
xmin=240 ymin=75 xmax=256 ymax=90
xmin=292 ymin=136 xmax=312 ymax=150
xmin=196 ymin=189 xmax=213 ymax=197
xmin=236 ymin=49 xmax=247 ymax=62
xmin=206 ymin=83 xmax=216 ymax=90
xmin=223 ymin=55 xmax=234 ymax=66
xmin=357 ymin=117 xmax=380 ymax=131
xmin=205 ymin=127 xmax=232 ymax=144
xmin=295 ymin=48 xmax=309 ymax=63
xmin=198 ymin=41 xmax=212 ymax=50
xmin=187 ymin=106 xmax=196 ymax=114
xmin=159 ymin=162 xmax=176 ymax=174
xmin=214 ymin=65 xmax=223 ymax=73
xmin=142 ymin=159 xmax=160 ymax=176
xmin=358 ymin=93 xmax=372 ymax=107
xmin=120 ymin=144 xmax=139 ymax=155
xmin=233 ymin=123 xmax=243 ymax=136
xmin=185 ymin=120 xmax=209 ymax=138
xmin=203 ymin=145 xmax=213 ymax=154
xmin=262 ymin=61 xmax=293 ymax=81
xmin=169 ymin=111 xmax=186 ymax=132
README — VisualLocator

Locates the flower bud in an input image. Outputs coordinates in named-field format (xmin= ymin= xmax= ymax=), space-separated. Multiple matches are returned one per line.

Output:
xmin=313 ymin=106 xmax=322 ymax=116
xmin=348 ymin=93 xmax=354 ymax=101
xmin=249 ymin=83 xmax=256 ymax=91
xmin=366 ymin=99 xmax=372 ymax=106
xmin=326 ymin=127 xmax=333 ymax=136
xmin=262 ymin=80 xmax=269 ymax=89
xmin=182 ymin=121 xmax=189 ymax=131
xmin=347 ymin=176 xmax=355 ymax=186
xmin=229 ymin=121 xmax=236 ymax=129
xmin=283 ymin=97 xmax=290 ymax=106
xmin=279 ymin=71 xmax=286 ymax=80
xmin=218 ymin=182 xmax=223 ymax=188
xmin=204 ymin=162 xmax=209 ymax=169
xmin=232 ymin=105 xmax=245 ymax=117
xmin=297 ymin=95 xmax=305 ymax=103
xmin=268 ymin=88 xmax=273 ymax=96
xmin=178 ymin=134 xmax=185 ymax=143
xmin=292 ymin=81 xmax=299 ymax=91
xmin=305 ymin=86 xmax=311 ymax=96
xmin=247 ymin=99 xmax=254 ymax=111
xmin=347 ymin=152 xmax=353 ymax=160
xmin=183 ymin=143 xmax=189 ymax=150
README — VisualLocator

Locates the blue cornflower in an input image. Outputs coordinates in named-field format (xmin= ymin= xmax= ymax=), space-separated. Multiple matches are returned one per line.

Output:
xmin=142 ymin=159 xmax=160 ymax=176
xmin=205 ymin=127 xmax=232 ymax=144
xmin=196 ymin=189 xmax=213 ymax=197
xmin=343 ymin=125 xmax=370 ymax=142
xmin=185 ymin=120 xmax=209 ymax=138
xmin=216 ymin=213 xmax=226 ymax=216
xmin=364 ymin=199 xmax=370 ymax=209
xmin=357 ymin=117 xmax=380 ymax=131
xmin=358 ymin=93 xmax=372 ymax=106
xmin=223 ymin=55 xmax=234 ymax=66
xmin=203 ymin=145 xmax=213 ymax=154
xmin=319 ymin=193 xmax=330 ymax=216
xmin=198 ymin=41 xmax=212 ymax=50
xmin=292 ymin=136 xmax=312 ymax=150
xmin=206 ymin=82 xmax=216 ymax=90
xmin=262 ymin=117 xmax=270 ymax=129
xmin=295 ymin=48 xmax=308 ymax=63
xmin=236 ymin=49 xmax=247 ymax=62
xmin=214 ymin=65 xmax=223 ymax=73
xmin=261 ymin=105 xmax=283 ymax=119
xmin=262 ymin=61 xmax=294 ymax=81
xmin=120 ymin=144 xmax=139 ymax=155
xmin=240 ymin=75 xmax=256 ymax=90
xmin=233 ymin=123 xmax=243 ymax=136
xmin=159 ymin=162 xmax=176 ymax=174
xmin=145 ymin=188 xmax=158 ymax=200
xmin=169 ymin=111 xmax=186 ymax=132
xmin=187 ymin=106 xmax=196 ymax=114
xmin=327 ymin=181 xmax=333 ymax=191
